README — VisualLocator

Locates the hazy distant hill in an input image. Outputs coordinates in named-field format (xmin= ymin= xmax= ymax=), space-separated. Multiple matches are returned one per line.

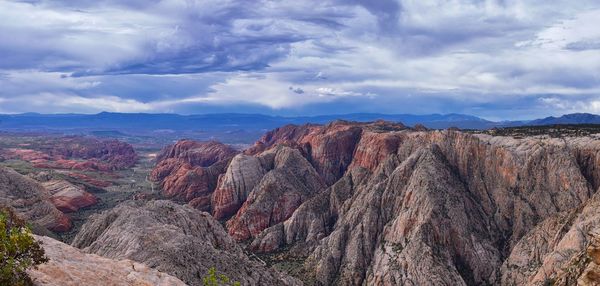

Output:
xmin=526 ymin=113 xmax=600 ymax=126
xmin=0 ymin=112 xmax=599 ymax=141
xmin=0 ymin=112 xmax=496 ymax=131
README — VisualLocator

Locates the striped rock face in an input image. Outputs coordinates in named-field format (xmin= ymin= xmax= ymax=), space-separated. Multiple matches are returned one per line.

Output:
xmin=148 ymin=121 xmax=600 ymax=285
xmin=0 ymin=166 xmax=72 ymax=232
xmin=42 ymin=180 xmax=97 ymax=213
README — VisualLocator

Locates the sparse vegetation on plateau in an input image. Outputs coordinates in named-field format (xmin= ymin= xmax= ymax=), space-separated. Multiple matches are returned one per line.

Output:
xmin=466 ymin=124 xmax=600 ymax=138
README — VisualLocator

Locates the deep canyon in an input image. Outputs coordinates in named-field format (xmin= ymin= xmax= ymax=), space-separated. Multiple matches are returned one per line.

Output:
xmin=2 ymin=121 xmax=600 ymax=285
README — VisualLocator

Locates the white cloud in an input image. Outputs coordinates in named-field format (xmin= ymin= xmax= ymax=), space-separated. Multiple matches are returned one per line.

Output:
xmin=0 ymin=0 xmax=600 ymax=117
xmin=156 ymin=73 xmax=375 ymax=109
xmin=315 ymin=87 xmax=374 ymax=98
xmin=0 ymin=1 xmax=170 ymax=72
xmin=0 ymin=93 xmax=153 ymax=113
xmin=539 ymin=97 xmax=600 ymax=114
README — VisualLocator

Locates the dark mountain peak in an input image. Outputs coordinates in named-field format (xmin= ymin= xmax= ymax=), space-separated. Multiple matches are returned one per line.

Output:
xmin=529 ymin=113 xmax=600 ymax=125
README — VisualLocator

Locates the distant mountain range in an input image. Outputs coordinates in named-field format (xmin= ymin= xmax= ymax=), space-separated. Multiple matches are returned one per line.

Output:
xmin=526 ymin=113 xmax=600 ymax=126
xmin=1 ymin=112 xmax=599 ymax=132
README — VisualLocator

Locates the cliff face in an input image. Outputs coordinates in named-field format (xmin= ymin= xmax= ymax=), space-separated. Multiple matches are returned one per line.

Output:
xmin=501 ymin=190 xmax=600 ymax=286
xmin=225 ymin=146 xmax=326 ymax=241
xmin=155 ymin=140 xmax=238 ymax=167
xmin=150 ymin=140 xmax=238 ymax=209
xmin=150 ymin=121 xmax=600 ymax=285
xmin=211 ymin=154 xmax=266 ymax=220
xmin=245 ymin=120 xmax=406 ymax=185
xmin=71 ymin=200 xmax=301 ymax=286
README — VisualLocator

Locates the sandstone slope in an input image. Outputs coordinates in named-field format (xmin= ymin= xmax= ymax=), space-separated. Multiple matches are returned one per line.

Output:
xmin=72 ymin=200 xmax=300 ymax=286
xmin=0 ymin=166 xmax=71 ymax=232
xmin=42 ymin=180 xmax=98 ymax=213
xmin=29 ymin=235 xmax=186 ymax=286
xmin=501 ymin=190 xmax=600 ymax=285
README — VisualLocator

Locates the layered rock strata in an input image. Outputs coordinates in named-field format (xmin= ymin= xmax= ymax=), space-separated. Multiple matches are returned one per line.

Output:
xmin=42 ymin=180 xmax=97 ymax=213
xmin=150 ymin=121 xmax=600 ymax=285
xmin=150 ymin=140 xmax=238 ymax=211
xmin=0 ymin=166 xmax=71 ymax=232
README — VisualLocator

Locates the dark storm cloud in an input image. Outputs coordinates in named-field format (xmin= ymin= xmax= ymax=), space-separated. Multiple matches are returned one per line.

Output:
xmin=0 ymin=0 xmax=357 ymax=76
xmin=0 ymin=0 xmax=600 ymax=118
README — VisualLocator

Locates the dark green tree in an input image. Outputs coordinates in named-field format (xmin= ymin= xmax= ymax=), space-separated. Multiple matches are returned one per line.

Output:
xmin=0 ymin=207 xmax=48 ymax=286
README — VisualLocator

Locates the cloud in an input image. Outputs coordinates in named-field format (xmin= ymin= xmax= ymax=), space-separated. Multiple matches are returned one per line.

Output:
xmin=539 ymin=96 xmax=600 ymax=114
xmin=0 ymin=93 xmax=152 ymax=113
xmin=0 ymin=0 xmax=599 ymax=119
xmin=289 ymin=87 xmax=305 ymax=94
xmin=0 ymin=0 xmax=352 ymax=76
xmin=315 ymin=87 xmax=374 ymax=98
xmin=565 ymin=40 xmax=600 ymax=51
xmin=183 ymin=73 xmax=375 ymax=109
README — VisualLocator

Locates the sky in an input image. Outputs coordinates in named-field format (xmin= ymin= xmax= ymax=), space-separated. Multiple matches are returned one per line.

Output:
xmin=1 ymin=0 xmax=599 ymax=120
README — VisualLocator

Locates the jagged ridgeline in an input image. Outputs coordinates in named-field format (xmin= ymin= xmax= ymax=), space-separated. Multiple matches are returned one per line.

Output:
xmin=146 ymin=120 xmax=600 ymax=285
xmin=4 ymin=120 xmax=600 ymax=285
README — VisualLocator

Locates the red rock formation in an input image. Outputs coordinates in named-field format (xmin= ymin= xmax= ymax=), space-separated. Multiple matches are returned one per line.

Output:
xmin=0 ymin=166 xmax=72 ymax=232
xmin=42 ymin=180 xmax=98 ymax=213
xmin=226 ymin=146 xmax=325 ymax=241
xmin=148 ymin=120 xmax=600 ymax=285
xmin=159 ymin=162 xmax=225 ymax=204
xmin=349 ymin=130 xmax=401 ymax=171
xmin=2 ymin=148 xmax=50 ymax=162
xmin=45 ymin=138 xmax=137 ymax=169
xmin=68 ymin=172 xmax=112 ymax=188
xmin=1 ymin=137 xmax=137 ymax=171
xmin=240 ymin=124 xmax=600 ymax=285
xmin=49 ymin=215 xmax=72 ymax=232
xmin=153 ymin=121 xmax=409 ymax=224
xmin=156 ymin=140 xmax=238 ymax=167
xmin=211 ymin=154 xmax=266 ymax=220
xmin=150 ymin=140 xmax=238 ymax=209
xmin=245 ymin=124 xmax=319 ymax=155
xmin=297 ymin=121 xmax=363 ymax=185
xmin=246 ymin=120 xmax=406 ymax=184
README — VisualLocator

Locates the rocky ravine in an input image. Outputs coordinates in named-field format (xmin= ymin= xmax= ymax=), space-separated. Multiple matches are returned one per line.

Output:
xmin=151 ymin=120 xmax=600 ymax=285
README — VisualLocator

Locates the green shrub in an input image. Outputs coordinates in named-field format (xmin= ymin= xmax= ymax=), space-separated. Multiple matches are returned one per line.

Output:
xmin=0 ymin=207 xmax=48 ymax=286
xmin=203 ymin=267 xmax=241 ymax=286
